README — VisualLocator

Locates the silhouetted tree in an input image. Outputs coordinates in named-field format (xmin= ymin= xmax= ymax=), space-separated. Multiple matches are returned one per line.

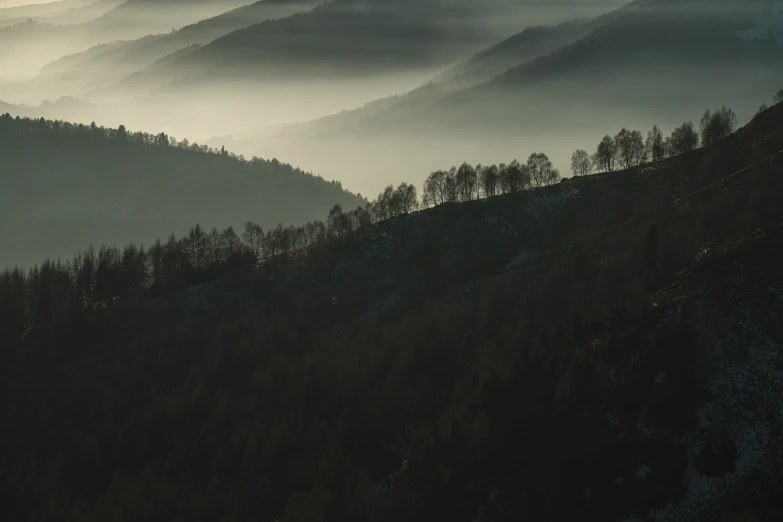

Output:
xmin=314 ymin=220 xmax=328 ymax=243
xmin=594 ymin=135 xmax=617 ymax=172
xmin=148 ymin=239 xmax=164 ymax=290
xmin=479 ymin=165 xmax=499 ymax=198
xmin=207 ymin=228 xmax=222 ymax=265
xmin=163 ymin=233 xmax=181 ymax=283
xmin=187 ymin=225 xmax=208 ymax=270
xmin=328 ymin=204 xmax=347 ymax=239
xmin=615 ymin=128 xmax=646 ymax=169
xmin=395 ymin=182 xmax=418 ymax=214
xmin=668 ymin=122 xmax=700 ymax=156
xmin=496 ymin=163 xmax=509 ymax=194
xmin=499 ymin=160 xmax=529 ymax=193
xmin=423 ymin=170 xmax=448 ymax=208
xmin=699 ymin=106 xmax=737 ymax=146
xmin=757 ymin=103 xmax=769 ymax=115
xmin=774 ymin=89 xmax=783 ymax=104
xmin=456 ymin=162 xmax=478 ymax=202
xmin=220 ymin=226 xmax=241 ymax=260
xmin=645 ymin=125 xmax=666 ymax=163
xmin=570 ymin=149 xmax=592 ymax=177
xmin=353 ymin=205 xmax=373 ymax=230
xmin=242 ymin=222 xmax=265 ymax=258
xmin=527 ymin=153 xmax=556 ymax=187
xmin=444 ymin=167 xmax=458 ymax=203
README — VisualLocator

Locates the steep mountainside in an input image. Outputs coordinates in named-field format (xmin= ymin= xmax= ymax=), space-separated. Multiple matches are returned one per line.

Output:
xmin=0 ymin=114 xmax=364 ymax=268
xmin=0 ymin=0 xmax=249 ymax=78
xmin=98 ymin=0 xmax=625 ymax=98
xmin=286 ymin=0 xmax=782 ymax=136
xmin=36 ymin=0 xmax=318 ymax=95
xmin=221 ymin=0 xmax=782 ymax=197
xmin=429 ymin=17 xmax=594 ymax=89
xmin=208 ymin=12 xmax=601 ymax=151
xmin=2 ymin=100 xmax=782 ymax=521
xmin=82 ymin=0 xmax=252 ymax=39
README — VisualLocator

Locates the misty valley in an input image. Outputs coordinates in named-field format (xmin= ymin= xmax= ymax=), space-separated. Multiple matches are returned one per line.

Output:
xmin=1 ymin=1 xmax=783 ymax=521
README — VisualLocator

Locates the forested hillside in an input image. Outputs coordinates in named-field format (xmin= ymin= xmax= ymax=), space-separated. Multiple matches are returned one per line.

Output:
xmin=2 ymin=100 xmax=783 ymax=521
xmin=232 ymin=0 xmax=782 ymax=196
xmin=0 ymin=113 xmax=365 ymax=267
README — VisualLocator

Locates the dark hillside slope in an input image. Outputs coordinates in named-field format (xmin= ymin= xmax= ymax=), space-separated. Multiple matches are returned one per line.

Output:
xmin=0 ymin=114 xmax=364 ymax=268
xmin=2 ymin=104 xmax=783 ymax=521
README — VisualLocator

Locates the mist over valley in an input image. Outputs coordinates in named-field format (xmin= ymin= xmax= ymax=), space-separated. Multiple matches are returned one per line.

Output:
xmin=2 ymin=2 xmax=783 ymax=521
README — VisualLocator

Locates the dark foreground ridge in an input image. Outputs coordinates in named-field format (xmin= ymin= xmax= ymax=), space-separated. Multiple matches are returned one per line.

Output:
xmin=1 ymin=104 xmax=783 ymax=521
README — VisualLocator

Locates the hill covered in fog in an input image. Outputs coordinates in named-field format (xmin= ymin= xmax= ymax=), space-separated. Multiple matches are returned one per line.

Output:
xmin=0 ymin=0 xmax=121 ymax=28
xmin=1 ymin=0 xmax=627 ymax=145
xmin=0 ymin=0 xmax=252 ymax=78
xmin=223 ymin=0 xmax=783 ymax=196
xmin=2 ymin=98 xmax=783 ymax=522
xmin=34 ymin=0 xmax=319 ymax=96
xmin=0 ymin=113 xmax=365 ymax=268
xmin=101 ymin=0 xmax=622 ymax=91
xmin=81 ymin=0 xmax=256 ymax=39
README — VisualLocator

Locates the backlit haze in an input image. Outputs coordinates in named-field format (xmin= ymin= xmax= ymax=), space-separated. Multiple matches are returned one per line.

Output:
xmin=1 ymin=0 xmax=781 ymax=266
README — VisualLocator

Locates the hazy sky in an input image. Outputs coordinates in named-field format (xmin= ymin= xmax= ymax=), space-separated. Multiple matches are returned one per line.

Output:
xmin=2 ymin=0 xmax=780 ymax=265
xmin=0 ymin=0 xmax=56 ymax=6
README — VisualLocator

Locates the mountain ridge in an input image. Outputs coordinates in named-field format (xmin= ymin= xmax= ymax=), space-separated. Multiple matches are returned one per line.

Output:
xmin=2 ymin=99 xmax=783 ymax=522
xmin=0 ymin=112 xmax=365 ymax=268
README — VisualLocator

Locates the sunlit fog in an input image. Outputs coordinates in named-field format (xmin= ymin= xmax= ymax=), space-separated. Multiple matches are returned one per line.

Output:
xmin=3 ymin=2 xmax=783 ymax=521
xmin=2 ymin=0 xmax=782 ymax=267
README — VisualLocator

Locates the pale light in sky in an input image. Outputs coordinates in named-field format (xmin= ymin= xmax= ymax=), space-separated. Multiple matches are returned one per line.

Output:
xmin=0 ymin=0 xmax=59 ymax=7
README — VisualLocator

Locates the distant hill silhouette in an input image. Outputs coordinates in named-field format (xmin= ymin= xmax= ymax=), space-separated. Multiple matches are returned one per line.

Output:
xmin=287 ymin=0 xmax=782 ymax=134
xmin=223 ymin=0 xmax=783 ymax=195
xmin=0 ymin=0 xmax=120 ymax=27
xmin=37 ymin=0 xmax=318 ymax=94
xmin=0 ymin=0 xmax=250 ymax=77
xmin=96 ymin=0 xmax=624 ymax=98
xmin=0 ymin=113 xmax=365 ymax=267
xmin=82 ymin=0 xmax=252 ymax=39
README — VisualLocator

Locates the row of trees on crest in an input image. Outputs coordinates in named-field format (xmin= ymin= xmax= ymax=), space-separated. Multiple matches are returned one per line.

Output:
xmin=422 ymin=153 xmax=561 ymax=206
xmin=1 ymin=97 xmax=771 ymax=339
xmin=0 ymin=181 xmax=420 ymax=337
xmin=571 ymin=105 xmax=739 ymax=176
xmin=757 ymin=89 xmax=783 ymax=114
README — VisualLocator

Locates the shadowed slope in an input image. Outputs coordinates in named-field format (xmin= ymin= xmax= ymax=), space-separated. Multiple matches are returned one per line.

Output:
xmin=1 ymin=99 xmax=782 ymax=522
